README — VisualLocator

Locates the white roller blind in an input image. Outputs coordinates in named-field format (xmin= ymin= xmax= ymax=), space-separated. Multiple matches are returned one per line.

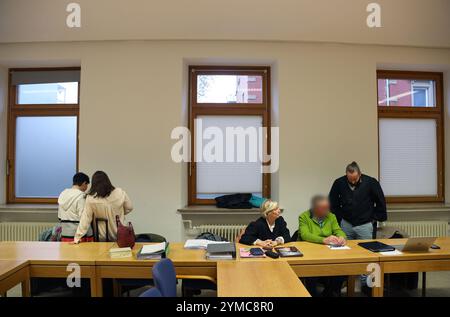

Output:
xmin=379 ymin=118 xmax=437 ymax=196
xmin=195 ymin=115 xmax=263 ymax=199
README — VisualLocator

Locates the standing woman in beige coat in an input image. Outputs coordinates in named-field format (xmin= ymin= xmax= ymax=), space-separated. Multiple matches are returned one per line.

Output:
xmin=74 ymin=171 xmax=133 ymax=243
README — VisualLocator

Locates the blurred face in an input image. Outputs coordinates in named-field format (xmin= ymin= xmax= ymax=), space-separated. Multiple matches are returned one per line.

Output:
xmin=79 ymin=182 xmax=89 ymax=192
xmin=313 ymin=199 xmax=330 ymax=219
xmin=266 ymin=207 xmax=281 ymax=223
xmin=346 ymin=171 xmax=361 ymax=185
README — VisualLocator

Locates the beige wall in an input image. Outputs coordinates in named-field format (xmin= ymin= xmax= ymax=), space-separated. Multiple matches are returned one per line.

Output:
xmin=0 ymin=41 xmax=450 ymax=240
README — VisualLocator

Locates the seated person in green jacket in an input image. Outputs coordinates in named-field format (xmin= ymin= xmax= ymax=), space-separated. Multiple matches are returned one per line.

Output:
xmin=299 ymin=195 xmax=347 ymax=246
xmin=298 ymin=195 xmax=347 ymax=296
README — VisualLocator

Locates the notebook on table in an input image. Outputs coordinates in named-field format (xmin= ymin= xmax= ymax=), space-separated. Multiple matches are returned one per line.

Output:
xmin=358 ymin=241 xmax=395 ymax=253
xmin=137 ymin=242 xmax=169 ymax=260
xmin=206 ymin=242 xmax=236 ymax=260
xmin=274 ymin=246 xmax=303 ymax=257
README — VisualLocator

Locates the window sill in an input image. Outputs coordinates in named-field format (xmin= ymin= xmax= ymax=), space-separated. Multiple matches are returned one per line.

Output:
xmin=178 ymin=205 xmax=262 ymax=215
xmin=388 ymin=203 xmax=450 ymax=213
xmin=0 ymin=204 xmax=58 ymax=213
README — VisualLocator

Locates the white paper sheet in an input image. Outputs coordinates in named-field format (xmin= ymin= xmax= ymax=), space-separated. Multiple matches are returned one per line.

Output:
xmin=328 ymin=245 xmax=351 ymax=250
xmin=141 ymin=242 xmax=166 ymax=254
xmin=380 ymin=249 xmax=403 ymax=256
xmin=184 ymin=239 xmax=228 ymax=249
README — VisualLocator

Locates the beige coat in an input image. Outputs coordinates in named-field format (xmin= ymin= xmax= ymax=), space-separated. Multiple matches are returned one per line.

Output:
xmin=74 ymin=188 xmax=133 ymax=242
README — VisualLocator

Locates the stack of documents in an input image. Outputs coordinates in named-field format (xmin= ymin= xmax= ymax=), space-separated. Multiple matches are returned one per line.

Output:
xmin=137 ymin=242 xmax=168 ymax=260
xmin=184 ymin=239 xmax=229 ymax=250
xmin=206 ymin=242 xmax=236 ymax=260
xmin=109 ymin=247 xmax=132 ymax=259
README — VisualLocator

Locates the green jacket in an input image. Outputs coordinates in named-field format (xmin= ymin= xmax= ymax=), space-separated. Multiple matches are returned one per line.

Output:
xmin=298 ymin=210 xmax=346 ymax=244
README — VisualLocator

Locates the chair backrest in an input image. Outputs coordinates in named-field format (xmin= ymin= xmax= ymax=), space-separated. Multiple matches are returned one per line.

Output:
xmin=93 ymin=218 xmax=109 ymax=242
xmin=135 ymin=233 xmax=167 ymax=243
xmin=139 ymin=287 xmax=162 ymax=297
xmin=152 ymin=258 xmax=177 ymax=297
xmin=291 ymin=230 xmax=299 ymax=242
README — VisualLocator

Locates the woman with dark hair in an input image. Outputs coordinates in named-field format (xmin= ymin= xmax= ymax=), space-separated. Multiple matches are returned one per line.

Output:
xmin=74 ymin=171 xmax=133 ymax=243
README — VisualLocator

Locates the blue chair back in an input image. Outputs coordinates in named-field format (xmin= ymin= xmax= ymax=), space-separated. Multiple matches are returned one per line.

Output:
xmin=139 ymin=287 xmax=162 ymax=297
xmin=152 ymin=258 xmax=177 ymax=297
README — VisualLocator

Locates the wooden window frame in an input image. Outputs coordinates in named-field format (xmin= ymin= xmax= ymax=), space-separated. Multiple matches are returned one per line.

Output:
xmin=377 ymin=70 xmax=444 ymax=203
xmin=188 ymin=66 xmax=271 ymax=205
xmin=6 ymin=67 xmax=80 ymax=204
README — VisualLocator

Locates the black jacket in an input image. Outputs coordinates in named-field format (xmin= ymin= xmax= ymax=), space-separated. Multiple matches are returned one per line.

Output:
xmin=215 ymin=193 xmax=253 ymax=209
xmin=239 ymin=216 xmax=291 ymax=245
xmin=329 ymin=174 xmax=387 ymax=226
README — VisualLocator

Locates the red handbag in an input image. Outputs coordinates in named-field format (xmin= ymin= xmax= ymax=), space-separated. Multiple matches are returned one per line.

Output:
xmin=116 ymin=215 xmax=135 ymax=248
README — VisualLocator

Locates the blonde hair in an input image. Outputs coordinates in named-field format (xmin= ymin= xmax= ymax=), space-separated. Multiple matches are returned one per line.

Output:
xmin=261 ymin=200 xmax=279 ymax=218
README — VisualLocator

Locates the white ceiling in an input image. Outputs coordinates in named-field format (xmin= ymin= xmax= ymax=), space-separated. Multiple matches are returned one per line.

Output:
xmin=1 ymin=0 xmax=449 ymax=48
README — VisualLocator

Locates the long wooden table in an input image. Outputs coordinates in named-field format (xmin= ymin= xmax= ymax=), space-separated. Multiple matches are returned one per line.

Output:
xmin=94 ymin=243 xmax=217 ymax=297
xmin=376 ymin=237 xmax=450 ymax=297
xmin=0 ymin=260 xmax=30 ymax=297
xmin=237 ymin=240 xmax=382 ymax=296
xmin=1 ymin=238 xmax=449 ymax=297
xmin=0 ymin=241 xmax=114 ymax=297
xmin=217 ymin=261 xmax=310 ymax=297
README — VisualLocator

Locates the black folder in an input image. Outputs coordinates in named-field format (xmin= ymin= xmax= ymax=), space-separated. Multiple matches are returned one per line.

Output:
xmin=358 ymin=241 xmax=396 ymax=253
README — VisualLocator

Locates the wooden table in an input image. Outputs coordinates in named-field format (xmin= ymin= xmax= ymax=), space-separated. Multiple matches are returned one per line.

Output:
xmin=376 ymin=237 xmax=450 ymax=297
xmin=0 ymin=241 xmax=113 ymax=297
xmin=2 ymin=238 xmax=449 ymax=297
xmin=217 ymin=261 xmax=310 ymax=297
xmin=94 ymin=243 xmax=217 ymax=297
xmin=237 ymin=241 xmax=382 ymax=296
xmin=0 ymin=260 xmax=30 ymax=297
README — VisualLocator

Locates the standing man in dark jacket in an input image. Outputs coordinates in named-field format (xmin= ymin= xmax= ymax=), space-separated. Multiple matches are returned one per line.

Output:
xmin=329 ymin=161 xmax=387 ymax=240
xmin=329 ymin=161 xmax=387 ymax=295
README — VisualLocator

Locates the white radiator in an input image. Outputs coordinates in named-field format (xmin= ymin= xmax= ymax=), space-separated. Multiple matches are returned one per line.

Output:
xmin=191 ymin=224 xmax=247 ymax=242
xmin=0 ymin=222 xmax=56 ymax=241
xmin=384 ymin=221 xmax=449 ymax=238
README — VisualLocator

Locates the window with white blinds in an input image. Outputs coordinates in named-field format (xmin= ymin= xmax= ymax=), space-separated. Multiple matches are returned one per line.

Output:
xmin=189 ymin=66 xmax=270 ymax=204
xmin=379 ymin=118 xmax=437 ymax=196
xmin=195 ymin=115 xmax=263 ymax=199
xmin=377 ymin=70 xmax=443 ymax=203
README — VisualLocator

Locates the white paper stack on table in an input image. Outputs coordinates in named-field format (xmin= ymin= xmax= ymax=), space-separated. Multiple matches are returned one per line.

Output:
xmin=109 ymin=247 xmax=133 ymax=258
xmin=183 ymin=239 xmax=229 ymax=250
xmin=137 ymin=242 xmax=168 ymax=260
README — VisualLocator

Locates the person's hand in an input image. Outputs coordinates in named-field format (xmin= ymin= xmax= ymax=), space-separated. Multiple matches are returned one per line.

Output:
xmin=323 ymin=236 xmax=339 ymax=245
xmin=255 ymin=240 xmax=272 ymax=248
xmin=267 ymin=240 xmax=279 ymax=248
xmin=70 ymin=239 xmax=80 ymax=245
xmin=275 ymin=237 xmax=284 ymax=246
xmin=336 ymin=237 xmax=346 ymax=246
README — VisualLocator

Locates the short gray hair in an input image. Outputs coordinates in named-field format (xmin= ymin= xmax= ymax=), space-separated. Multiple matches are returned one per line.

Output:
xmin=310 ymin=194 xmax=328 ymax=211
xmin=346 ymin=161 xmax=361 ymax=174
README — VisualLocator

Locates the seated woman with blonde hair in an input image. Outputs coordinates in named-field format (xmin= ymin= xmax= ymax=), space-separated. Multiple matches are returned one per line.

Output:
xmin=239 ymin=200 xmax=290 ymax=247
